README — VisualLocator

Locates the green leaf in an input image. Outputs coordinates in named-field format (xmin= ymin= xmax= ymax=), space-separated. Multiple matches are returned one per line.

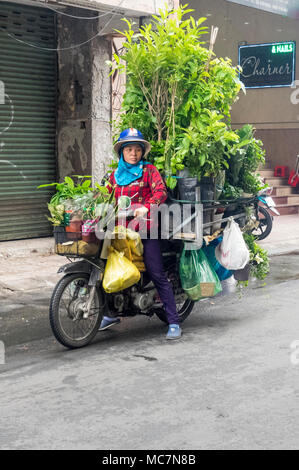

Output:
xmin=64 ymin=176 xmax=74 ymax=189
xmin=82 ymin=180 xmax=91 ymax=189
xmin=37 ymin=183 xmax=58 ymax=188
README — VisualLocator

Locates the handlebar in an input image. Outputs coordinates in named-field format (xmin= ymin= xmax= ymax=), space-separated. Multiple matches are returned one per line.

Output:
xmin=117 ymin=209 xmax=135 ymax=220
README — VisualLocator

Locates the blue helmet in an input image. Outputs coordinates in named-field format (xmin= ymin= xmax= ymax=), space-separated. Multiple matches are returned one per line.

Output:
xmin=114 ymin=128 xmax=151 ymax=158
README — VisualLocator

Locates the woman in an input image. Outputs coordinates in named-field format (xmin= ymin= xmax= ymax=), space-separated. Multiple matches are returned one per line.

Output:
xmin=99 ymin=128 xmax=182 ymax=340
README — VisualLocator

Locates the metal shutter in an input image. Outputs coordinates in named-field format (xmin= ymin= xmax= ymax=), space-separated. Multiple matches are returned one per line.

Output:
xmin=0 ymin=1 xmax=56 ymax=240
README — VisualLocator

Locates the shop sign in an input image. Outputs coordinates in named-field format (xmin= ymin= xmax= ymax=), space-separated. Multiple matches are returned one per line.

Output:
xmin=238 ymin=41 xmax=296 ymax=88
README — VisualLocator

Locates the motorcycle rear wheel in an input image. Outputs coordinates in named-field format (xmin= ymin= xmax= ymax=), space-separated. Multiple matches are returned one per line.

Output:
xmin=252 ymin=206 xmax=273 ymax=240
xmin=49 ymin=273 xmax=104 ymax=349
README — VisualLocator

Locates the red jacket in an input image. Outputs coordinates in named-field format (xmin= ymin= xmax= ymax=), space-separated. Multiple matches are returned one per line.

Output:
xmin=108 ymin=163 xmax=167 ymax=231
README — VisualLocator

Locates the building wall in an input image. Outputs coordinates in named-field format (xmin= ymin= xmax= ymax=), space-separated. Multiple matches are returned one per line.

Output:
xmin=56 ymin=0 xmax=174 ymax=184
xmin=51 ymin=0 xmax=170 ymax=16
xmin=57 ymin=10 xmax=94 ymax=180
xmin=187 ymin=0 xmax=299 ymax=170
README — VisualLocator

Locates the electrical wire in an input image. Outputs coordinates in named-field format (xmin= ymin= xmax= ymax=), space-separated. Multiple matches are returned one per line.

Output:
xmin=0 ymin=0 xmax=126 ymax=52
xmin=43 ymin=1 xmax=123 ymax=20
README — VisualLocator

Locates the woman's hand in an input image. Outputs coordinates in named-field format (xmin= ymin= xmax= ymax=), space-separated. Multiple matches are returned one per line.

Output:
xmin=134 ymin=206 xmax=149 ymax=219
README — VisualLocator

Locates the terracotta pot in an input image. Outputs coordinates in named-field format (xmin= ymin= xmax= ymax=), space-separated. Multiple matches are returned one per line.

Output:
xmin=81 ymin=219 xmax=98 ymax=244
xmin=66 ymin=220 xmax=82 ymax=240
xmin=82 ymin=232 xmax=98 ymax=244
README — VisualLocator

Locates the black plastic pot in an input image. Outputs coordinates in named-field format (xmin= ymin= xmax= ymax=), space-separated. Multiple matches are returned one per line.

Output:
xmin=200 ymin=177 xmax=215 ymax=202
xmin=234 ymin=264 xmax=251 ymax=281
xmin=177 ymin=177 xmax=198 ymax=201
xmin=200 ymin=172 xmax=225 ymax=202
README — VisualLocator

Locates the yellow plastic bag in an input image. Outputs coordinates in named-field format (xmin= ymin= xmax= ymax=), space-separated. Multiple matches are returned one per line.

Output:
xmin=126 ymin=228 xmax=144 ymax=257
xmin=111 ymin=226 xmax=145 ymax=271
xmin=112 ymin=226 xmax=132 ymax=260
xmin=102 ymin=247 xmax=141 ymax=293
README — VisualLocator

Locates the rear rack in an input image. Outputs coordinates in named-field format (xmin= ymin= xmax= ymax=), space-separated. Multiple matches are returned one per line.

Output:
xmin=163 ymin=188 xmax=256 ymax=246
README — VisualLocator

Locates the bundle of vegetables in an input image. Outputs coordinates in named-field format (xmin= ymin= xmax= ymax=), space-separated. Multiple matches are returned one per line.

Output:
xmin=38 ymin=175 xmax=117 ymax=231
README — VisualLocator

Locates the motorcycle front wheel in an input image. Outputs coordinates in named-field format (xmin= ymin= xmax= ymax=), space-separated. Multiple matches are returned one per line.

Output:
xmin=49 ymin=273 xmax=104 ymax=349
xmin=252 ymin=206 xmax=273 ymax=240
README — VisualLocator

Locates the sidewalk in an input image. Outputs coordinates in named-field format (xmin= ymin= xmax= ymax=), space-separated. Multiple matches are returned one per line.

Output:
xmin=0 ymin=237 xmax=54 ymax=258
xmin=258 ymin=214 xmax=299 ymax=255
xmin=0 ymin=238 xmax=61 ymax=294
xmin=0 ymin=214 xmax=298 ymax=294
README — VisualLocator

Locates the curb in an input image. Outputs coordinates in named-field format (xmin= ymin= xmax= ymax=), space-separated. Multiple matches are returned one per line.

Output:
xmin=0 ymin=237 xmax=298 ymax=259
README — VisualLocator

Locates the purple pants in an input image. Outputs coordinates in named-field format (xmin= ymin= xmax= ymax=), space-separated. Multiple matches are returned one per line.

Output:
xmin=142 ymin=239 xmax=179 ymax=325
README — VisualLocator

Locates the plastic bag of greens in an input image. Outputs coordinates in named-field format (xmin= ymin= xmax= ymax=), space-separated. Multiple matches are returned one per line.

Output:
xmin=179 ymin=244 xmax=222 ymax=301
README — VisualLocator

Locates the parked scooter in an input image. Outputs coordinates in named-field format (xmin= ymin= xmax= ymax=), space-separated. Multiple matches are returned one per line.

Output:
xmin=252 ymin=187 xmax=279 ymax=241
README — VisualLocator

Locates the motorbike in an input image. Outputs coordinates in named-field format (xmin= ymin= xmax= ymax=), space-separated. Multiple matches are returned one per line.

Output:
xmin=49 ymin=188 xmax=270 ymax=350
xmin=252 ymin=187 xmax=279 ymax=240
xmin=50 ymin=207 xmax=195 ymax=349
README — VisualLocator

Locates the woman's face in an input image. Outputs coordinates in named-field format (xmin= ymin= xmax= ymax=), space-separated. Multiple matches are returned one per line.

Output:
xmin=122 ymin=144 xmax=143 ymax=165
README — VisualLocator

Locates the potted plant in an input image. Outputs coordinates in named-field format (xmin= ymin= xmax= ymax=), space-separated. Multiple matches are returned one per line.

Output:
xmin=38 ymin=176 xmax=116 ymax=241
xmin=38 ymin=175 xmax=93 ymax=240
xmin=235 ymin=232 xmax=269 ymax=283
xmin=109 ymin=5 xmax=245 ymax=190
xmin=80 ymin=189 xmax=113 ymax=243
xmin=221 ymin=125 xmax=267 ymax=201
xmin=38 ymin=175 xmax=93 ymax=205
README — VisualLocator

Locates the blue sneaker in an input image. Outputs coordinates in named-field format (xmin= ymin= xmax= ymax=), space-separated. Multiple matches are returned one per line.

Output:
xmin=98 ymin=316 xmax=120 ymax=331
xmin=166 ymin=324 xmax=182 ymax=340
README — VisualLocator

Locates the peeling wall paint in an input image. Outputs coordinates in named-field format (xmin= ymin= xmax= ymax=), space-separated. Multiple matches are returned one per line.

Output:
xmin=57 ymin=8 xmax=113 ymax=182
xmin=57 ymin=10 xmax=95 ymax=180
xmin=58 ymin=122 xmax=91 ymax=177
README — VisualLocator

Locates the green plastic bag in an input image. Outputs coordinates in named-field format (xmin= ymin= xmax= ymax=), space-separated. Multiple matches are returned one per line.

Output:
xmin=179 ymin=245 xmax=222 ymax=301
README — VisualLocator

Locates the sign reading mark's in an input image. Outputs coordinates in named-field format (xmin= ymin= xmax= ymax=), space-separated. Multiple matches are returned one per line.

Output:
xmin=239 ymin=42 xmax=296 ymax=88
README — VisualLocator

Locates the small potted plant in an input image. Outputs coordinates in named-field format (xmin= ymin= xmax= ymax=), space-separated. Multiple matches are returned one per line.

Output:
xmin=38 ymin=176 xmax=114 ymax=242
xmin=235 ymin=232 xmax=269 ymax=283
xmin=80 ymin=193 xmax=99 ymax=244
xmin=221 ymin=125 xmax=267 ymax=202
xmin=81 ymin=185 xmax=117 ymax=243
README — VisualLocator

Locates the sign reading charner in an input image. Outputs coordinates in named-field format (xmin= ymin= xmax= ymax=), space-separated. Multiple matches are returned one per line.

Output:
xmin=239 ymin=42 xmax=296 ymax=88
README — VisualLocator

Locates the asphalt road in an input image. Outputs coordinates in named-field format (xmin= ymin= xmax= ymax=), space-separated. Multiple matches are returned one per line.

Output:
xmin=1 ymin=254 xmax=299 ymax=450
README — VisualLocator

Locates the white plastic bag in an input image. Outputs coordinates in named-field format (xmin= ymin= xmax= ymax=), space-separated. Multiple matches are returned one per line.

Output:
xmin=215 ymin=218 xmax=250 ymax=270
